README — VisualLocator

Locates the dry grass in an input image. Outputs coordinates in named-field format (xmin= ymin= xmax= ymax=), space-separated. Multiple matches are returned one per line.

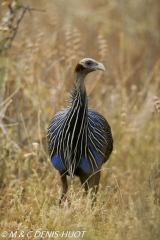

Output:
xmin=0 ymin=0 xmax=160 ymax=239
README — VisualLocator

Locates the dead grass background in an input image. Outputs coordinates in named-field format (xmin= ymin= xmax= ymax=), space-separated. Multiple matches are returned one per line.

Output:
xmin=0 ymin=0 xmax=160 ymax=239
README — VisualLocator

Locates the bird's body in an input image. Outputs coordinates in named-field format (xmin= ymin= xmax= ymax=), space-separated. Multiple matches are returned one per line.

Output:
xmin=47 ymin=58 xmax=113 ymax=203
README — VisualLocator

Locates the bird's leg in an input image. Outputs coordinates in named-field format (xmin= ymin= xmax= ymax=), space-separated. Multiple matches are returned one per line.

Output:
xmin=90 ymin=171 xmax=101 ymax=204
xmin=59 ymin=171 xmax=68 ymax=205
xmin=79 ymin=171 xmax=101 ymax=204
xmin=79 ymin=172 xmax=90 ymax=194
xmin=93 ymin=171 xmax=101 ymax=194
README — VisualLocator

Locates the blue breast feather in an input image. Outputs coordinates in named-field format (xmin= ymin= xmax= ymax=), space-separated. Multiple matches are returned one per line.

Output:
xmin=49 ymin=108 xmax=105 ymax=174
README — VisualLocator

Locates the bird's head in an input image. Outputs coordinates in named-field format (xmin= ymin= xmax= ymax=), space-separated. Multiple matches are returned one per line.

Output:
xmin=75 ymin=58 xmax=105 ymax=74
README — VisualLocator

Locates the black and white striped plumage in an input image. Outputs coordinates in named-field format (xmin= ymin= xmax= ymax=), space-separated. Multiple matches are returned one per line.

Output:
xmin=47 ymin=58 xmax=113 ymax=203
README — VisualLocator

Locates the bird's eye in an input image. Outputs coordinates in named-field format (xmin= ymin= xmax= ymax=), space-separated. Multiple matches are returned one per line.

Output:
xmin=86 ymin=61 xmax=92 ymax=66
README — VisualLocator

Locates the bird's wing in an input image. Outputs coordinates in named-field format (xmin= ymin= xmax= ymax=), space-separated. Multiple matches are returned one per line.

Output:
xmin=47 ymin=107 xmax=69 ymax=157
xmin=88 ymin=109 xmax=113 ymax=163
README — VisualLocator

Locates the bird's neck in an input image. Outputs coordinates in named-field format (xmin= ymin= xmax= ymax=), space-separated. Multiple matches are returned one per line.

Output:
xmin=75 ymin=71 xmax=87 ymax=92
xmin=69 ymin=73 xmax=88 ymax=109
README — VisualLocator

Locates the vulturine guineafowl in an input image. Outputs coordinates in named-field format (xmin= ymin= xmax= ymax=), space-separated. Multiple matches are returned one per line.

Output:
xmin=47 ymin=58 xmax=113 ymax=204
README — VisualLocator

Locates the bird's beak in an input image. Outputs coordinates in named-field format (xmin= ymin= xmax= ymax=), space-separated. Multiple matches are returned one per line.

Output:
xmin=95 ymin=62 xmax=105 ymax=71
